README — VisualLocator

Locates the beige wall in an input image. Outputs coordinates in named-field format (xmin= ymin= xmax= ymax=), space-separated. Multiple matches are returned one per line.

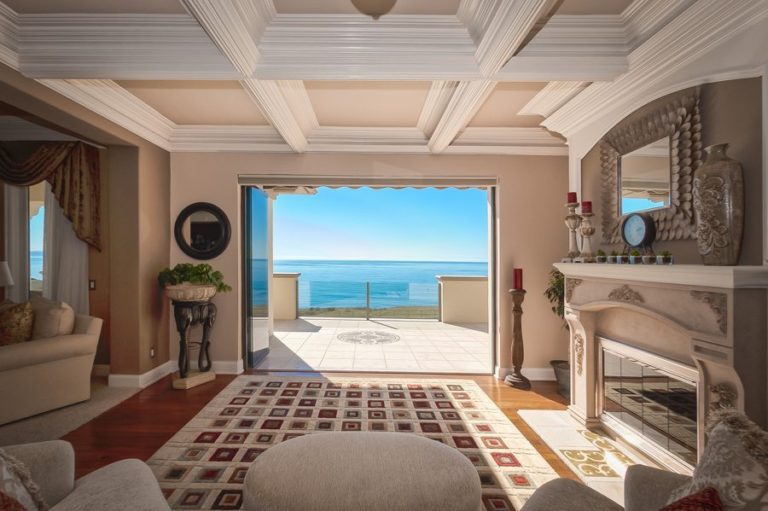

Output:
xmin=170 ymin=152 xmax=570 ymax=374
xmin=582 ymin=78 xmax=763 ymax=264
xmin=0 ymin=64 xmax=171 ymax=377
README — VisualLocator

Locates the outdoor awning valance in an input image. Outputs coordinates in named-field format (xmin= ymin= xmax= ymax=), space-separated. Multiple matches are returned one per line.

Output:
xmin=238 ymin=175 xmax=497 ymax=190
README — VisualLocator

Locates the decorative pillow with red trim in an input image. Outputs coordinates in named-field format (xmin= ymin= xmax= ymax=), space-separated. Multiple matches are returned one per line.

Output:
xmin=0 ymin=491 xmax=28 ymax=511
xmin=661 ymin=487 xmax=724 ymax=511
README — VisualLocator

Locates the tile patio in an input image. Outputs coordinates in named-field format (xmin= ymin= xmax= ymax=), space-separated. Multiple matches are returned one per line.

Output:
xmin=255 ymin=318 xmax=492 ymax=374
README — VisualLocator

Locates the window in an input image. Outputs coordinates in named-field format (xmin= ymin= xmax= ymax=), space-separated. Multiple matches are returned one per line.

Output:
xmin=28 ymin=182 xmax=45 ymax=293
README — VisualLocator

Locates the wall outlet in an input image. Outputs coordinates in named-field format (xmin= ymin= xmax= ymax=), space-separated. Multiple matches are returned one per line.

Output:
xmin=89 ymin=280 xmax=96 ymax=290
xmin=150 ymin=347 xmax=156 ymax=358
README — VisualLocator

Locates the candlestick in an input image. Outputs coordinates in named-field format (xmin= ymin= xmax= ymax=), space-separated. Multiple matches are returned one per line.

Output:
xmin=504 ymin=289 xmax=530 ymax=390
xmin=578 ymin=212 xmax=596 ymax=262
xmin=582 ymin=200 xmax=592 ymax=214
xmin=513 ymin=268 xmax=523 ymax=290
xmin=567 ymin=191 xmax=577 ymax=204
xmin=564 ymin=202 xmax=582 ymax=261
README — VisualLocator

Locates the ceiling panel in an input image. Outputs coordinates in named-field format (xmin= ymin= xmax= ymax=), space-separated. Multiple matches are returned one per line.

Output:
xmin=3 ymin=0 xmax=186 ymax=14
xmin=116 ymin=81 xmax=269 ymax=125
xmin=468 ymin=83 xmax=547 ymax=128
xmin=305 ymin=81 xmax=430 ymax=127
xmin=273 ymin=0 xmax=460 ymax=15
xmin=556 ymin=0 xmax=634 ymax=15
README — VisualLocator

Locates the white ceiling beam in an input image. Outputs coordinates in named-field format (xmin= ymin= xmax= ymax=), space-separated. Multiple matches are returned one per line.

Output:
xmin=180 ymin=0 xmax=274 ymax=76
xmin=170 ymin=125 xmax=291 ymax=152
xmin=308 ymin=127 xmax=429 ymax=154
xmin=17 ymin=14 xmax=236 ymax=79
xmin=416 ymin=81 xmax=459 ymax=137
xmin=181 ymin=0 xmax=309 ymax=152
xmin=518 ymin=81 xmax=588 ymax=117
xmin=255 ymin=14 xmax=478 ymax=80
xmin=446 ymin=127 xmax=567 ymax=155
xmin=622 ymin=0 xmax=695 ymax=50
xmin=276 ymin=80 xmax=319 ymax=135
xmin=429 ymin=0 xmax=558 ymax=153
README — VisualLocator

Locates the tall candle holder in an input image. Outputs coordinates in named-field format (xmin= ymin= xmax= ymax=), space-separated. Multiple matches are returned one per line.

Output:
xmin=504 ymin=288 xmax=530 ymax=390
xmin=578 ymin=212 xmax=596 ymax=262
xmin=563 ymin=202 xmax=582 ymax=262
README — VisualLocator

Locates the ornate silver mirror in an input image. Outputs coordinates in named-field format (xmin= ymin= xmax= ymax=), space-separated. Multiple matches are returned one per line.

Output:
xmin=619 ymin=136 xmax=672 ymax=215
xmin=600 ymin=88 xmax=702 ymax=243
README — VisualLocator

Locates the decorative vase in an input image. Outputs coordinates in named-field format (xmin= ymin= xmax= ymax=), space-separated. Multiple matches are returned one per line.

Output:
xmin=693 ymin=144 xmax=744 ymax=265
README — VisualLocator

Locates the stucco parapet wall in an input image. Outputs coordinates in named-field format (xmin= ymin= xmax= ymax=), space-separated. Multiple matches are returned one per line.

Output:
xmin=437 ymin=275 xmax=488 ymax=282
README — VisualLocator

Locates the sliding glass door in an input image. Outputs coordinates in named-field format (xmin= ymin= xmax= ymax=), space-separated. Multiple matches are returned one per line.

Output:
xmin=243 ymin=187 xmax=271 ymax=367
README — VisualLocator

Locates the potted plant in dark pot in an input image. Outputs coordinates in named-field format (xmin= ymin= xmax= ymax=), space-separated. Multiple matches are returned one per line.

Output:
xmin=657 ymin=250 xmax=674 ymax=265
xmin=544 ymin=269 xmax=570 ymax=399
xmin=595 ymin=249 xmax=607 ymax=263
xmin=629 ymin=249 xmax=642 ymax=264
xmin=608 ymin=250 xmax=619 ymax=264
xmin=642 ymin=253 xmax=656 ymax=265
xmin=158 ymin=263 xmax=232 ymax=302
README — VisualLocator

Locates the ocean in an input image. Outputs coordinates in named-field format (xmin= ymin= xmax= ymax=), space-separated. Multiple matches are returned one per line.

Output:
xmin=30 ymin=250 xmax=43 ymax=281
xmin=253 ymin=259 xmax=487 ymax=311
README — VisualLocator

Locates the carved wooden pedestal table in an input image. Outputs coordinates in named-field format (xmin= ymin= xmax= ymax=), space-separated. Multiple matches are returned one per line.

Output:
xmin=505 ymin=289 xmax=531 ymax=390
xmin=172 ymin=300 xmax=216 ymax=389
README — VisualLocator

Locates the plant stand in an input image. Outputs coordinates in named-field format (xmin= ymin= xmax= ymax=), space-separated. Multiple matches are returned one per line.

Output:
xmin=504 ymin=289 xmax=531 ymax=390
xmin=172 ymin=300 xmax=216 ymax=389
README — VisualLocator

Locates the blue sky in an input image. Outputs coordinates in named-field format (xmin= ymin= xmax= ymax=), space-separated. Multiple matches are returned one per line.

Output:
xmin=272 ymin=187 xmax=488 ymax=262
xmin=30 ymin=207 xmax=45 ymax=252
xmin=622 ymin=197 xmax=665 ymax=214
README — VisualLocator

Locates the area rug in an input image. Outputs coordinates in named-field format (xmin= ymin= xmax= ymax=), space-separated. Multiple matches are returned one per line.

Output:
xmin=518 ymin=410 xmax=648 ymax=505
xmin=147 ymin=375 xmax=558 ymax=510
xmin=0 ymin=381 xmax=138 ymax=446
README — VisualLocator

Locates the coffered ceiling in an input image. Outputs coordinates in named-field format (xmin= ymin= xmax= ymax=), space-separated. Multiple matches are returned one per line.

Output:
xmin=0 ymin=0 xmax=760 ymax=155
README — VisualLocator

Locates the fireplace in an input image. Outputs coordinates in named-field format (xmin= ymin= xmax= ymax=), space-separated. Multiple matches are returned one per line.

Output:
xmin=554 ymin=263 xmax=768 ymax=473
xmin=600 ymin=338 xmax=698 ymax=468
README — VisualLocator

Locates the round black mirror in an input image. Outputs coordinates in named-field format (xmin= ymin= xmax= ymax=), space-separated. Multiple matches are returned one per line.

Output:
xmin=174 ymin=202 xmax=231 ymax=260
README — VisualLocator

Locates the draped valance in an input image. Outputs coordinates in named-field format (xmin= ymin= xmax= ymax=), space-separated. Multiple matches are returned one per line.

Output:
xmin=0 ymin=142 xmax=101 ymax=251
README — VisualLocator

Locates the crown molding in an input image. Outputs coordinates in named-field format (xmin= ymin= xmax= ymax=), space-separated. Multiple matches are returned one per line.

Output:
xmin=428 ymin=80 xmax=497 ymax=153
xmin=37 ymin=78 xmax=174 ymax=150
xmin=417 ymin=81 xmax=458 ymax=137
xmin=457 ymin=0 xmax=498 ymax=45
xmin=0 ymin=2 xmax=17 ymax=69
xmin=255 ymin=14 xmax=478 ymax=80
xmin=448 ymin=126 xmax=567 ymax=155
xmin=180 ymin=0 xmax=274 ymax=76
xmin=170 ymin=125 xmax=291 ymax=152
xmin=543 ymin=0 xmax=768 ymax=142
xmin=277 ymin=80 xmax=319 ymax=134
xmin=518 ymin=81 xmax=588 ymax=117
xmin=16 ymin=13 xmax=236 ymax=79
xmin=307 ymin=126 xmax=428 ymax=153
xmin=622 ymin=0 xmax=694 ymax=49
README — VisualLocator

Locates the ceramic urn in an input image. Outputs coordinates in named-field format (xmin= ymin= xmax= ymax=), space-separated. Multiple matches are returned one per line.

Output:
xmin=692 ymin=143 xmax=744 ymax=265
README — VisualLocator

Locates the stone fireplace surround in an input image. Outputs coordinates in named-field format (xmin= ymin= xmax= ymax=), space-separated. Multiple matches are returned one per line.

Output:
xmin=554 ymin=263 xmax=768 ymax=473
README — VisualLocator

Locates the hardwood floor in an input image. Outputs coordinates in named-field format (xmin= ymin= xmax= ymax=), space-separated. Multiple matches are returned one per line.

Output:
xmin=62 ymin=371 xmax=577 ymax=481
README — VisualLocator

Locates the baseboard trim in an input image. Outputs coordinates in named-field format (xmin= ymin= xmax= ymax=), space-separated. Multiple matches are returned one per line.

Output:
xmin=494 ymin=366 xmax=556 ymax=381
xmin=91 ymin=364 xmax=110 ymax=377
xmin=108 ymin=360 xmax=175 ymax=389
xmin=168 ymin=359 xmax=245 ymax=375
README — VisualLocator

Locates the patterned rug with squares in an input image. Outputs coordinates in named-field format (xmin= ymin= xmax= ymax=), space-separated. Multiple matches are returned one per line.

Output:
xmin=147 ymin=375 xmax=558 ymax=510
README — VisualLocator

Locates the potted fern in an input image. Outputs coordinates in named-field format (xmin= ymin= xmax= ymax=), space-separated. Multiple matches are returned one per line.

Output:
xmin=158 ymin=263 xmax=232 ymax=302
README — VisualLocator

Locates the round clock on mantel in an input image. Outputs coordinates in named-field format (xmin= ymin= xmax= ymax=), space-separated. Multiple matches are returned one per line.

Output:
xmin=620 ymin=212 xmax=656 ymax=250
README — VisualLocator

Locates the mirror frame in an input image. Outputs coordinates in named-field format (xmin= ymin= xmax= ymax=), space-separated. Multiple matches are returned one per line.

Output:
xmin=174 ymin=202 xmax=231 ymax=260
xmin=600 ymin=88 xmax=702 ymax=244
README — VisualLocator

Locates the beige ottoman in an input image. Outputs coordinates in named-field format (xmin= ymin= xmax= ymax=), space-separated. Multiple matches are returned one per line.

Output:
xmin=243 ymin=432 xmax=482 ymax=511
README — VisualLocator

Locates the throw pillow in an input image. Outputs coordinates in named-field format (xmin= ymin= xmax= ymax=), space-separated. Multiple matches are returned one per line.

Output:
xmin=661 ymin=487 xmax=723 ymax=511
xmin=29 ymin=296 xmax=75 ymax=339
xmin=0 ymin=302 xmax=34 ymax=346
xmin=0 ymin=492 xmax=28 ymax=511
xmin=0 ymin=449 xmax=47 ymax=511
xmin=667 ymin=409 xmax=768 ymax=511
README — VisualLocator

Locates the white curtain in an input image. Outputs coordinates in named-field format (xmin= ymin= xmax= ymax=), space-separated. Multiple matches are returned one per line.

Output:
xmin=3 ymin=184 xmax=29 ymax=303
xmin=43 ymin=183 xmax=89 ymax=314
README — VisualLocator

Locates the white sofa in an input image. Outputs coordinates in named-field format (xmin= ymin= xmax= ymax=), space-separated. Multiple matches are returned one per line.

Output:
xmin=0 ymin=314 xmax=102 ymax=425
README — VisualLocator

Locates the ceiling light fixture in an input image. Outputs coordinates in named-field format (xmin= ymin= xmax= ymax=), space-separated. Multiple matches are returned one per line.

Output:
xmin=351 ymin=0 xmax=396 ymax=19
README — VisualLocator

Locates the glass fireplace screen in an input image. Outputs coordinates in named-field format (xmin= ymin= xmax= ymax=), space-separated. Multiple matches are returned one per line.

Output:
xmin=603 ymin=349 xmax=697 ymax=464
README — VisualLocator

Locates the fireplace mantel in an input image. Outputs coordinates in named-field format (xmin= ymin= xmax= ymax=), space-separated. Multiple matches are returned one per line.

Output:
xmin=554 ymin=263 xmax=768 ymax=289
xmin=553 ymin=262 xmax=768 ymax=472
